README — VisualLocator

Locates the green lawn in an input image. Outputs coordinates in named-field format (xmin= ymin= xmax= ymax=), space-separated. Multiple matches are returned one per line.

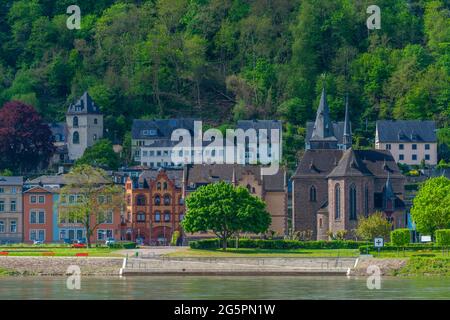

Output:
xmin=0 ymin=247 xmax=123 ymax=257
xmin=166 ymin=248 xmax=360 ymax=258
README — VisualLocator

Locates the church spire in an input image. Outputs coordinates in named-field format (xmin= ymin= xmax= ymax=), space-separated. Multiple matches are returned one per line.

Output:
xmin=343 ymin=94 xmax=352 ymax=150
xmin=309 ymin=87 xmax=337 ymax=149
xmin=311 ymin=88 xmax=335 ymax=140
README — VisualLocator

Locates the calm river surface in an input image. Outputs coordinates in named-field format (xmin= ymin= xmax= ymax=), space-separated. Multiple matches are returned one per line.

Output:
xmin=0 ymin=276 xmax=449 ymax=300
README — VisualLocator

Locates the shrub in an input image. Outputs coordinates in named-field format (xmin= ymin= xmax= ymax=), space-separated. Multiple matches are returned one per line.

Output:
xmin=436 ymin=229 xmax=450 ymax=255
xmin=435 ymin=229 xmax=450 ymax=247
xmin=189 ymin=239 xmax=368 ymax=250
xmin=108 ymin=242 xmax=136 ymax=249
xmin=391 ymin=229 xmax=411 ymax=247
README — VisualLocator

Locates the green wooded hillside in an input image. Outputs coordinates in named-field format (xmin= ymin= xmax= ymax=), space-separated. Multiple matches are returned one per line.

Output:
xmin=0 ymin=0 xmax=448 ymax=168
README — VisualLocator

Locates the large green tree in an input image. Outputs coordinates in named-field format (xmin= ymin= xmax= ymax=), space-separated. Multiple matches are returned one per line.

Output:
xmin=182 ymin=181 xmax=271 ymax=250
xmin=75 ymin=139 xmax=120 ymax=170
xmin=411 ymin=177 xmax=450 ymax=235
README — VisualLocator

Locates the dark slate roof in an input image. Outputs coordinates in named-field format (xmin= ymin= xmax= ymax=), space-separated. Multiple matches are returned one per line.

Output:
xmin=328 ymin=149 xmax=373 ymax=177
xmin=376 ymin=120 xmax=437 ymax=143
xmin=310 ymin=88 xmax=337 ymax=142
xmin=67 ymin=92 xmax=101 ymax=115
xmin=49 ymin=122 xmax=67 ymax=142
xmin=293 ymin=149 xmax=403 ymax=179
xmin=237 ymin=120 xmax=282 ymax=132
xmin=0 ymin=176 xmax=23 ymax=186
xmin=137 ymin=168 xmax=185 ymax=188
xmin=26 ymin=174 xmax=111 ymax=186
xmin=293 ymin=150 xmax=344 ymax=178
xmin=306 ymin=122 xmax=345 ymax=145
xmin=328 ymin=149 xmax=403 ymax=178
xmin=186 ymin=164 xmax=286 ymax=191
xmin=131 ymin=119 xmax=197 ymax=140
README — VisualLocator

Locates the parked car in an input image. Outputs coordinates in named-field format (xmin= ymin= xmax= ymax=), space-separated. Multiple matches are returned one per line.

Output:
xmin=72 ymin=242 xmax=87 ymax=248
xmin=105 ymin=238 xmax=116 ymax=246
xmin=33 ymin=240 xmax=44 ymax=245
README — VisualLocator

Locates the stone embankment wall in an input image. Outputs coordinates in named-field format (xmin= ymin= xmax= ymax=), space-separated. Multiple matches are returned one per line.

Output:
xmin=0 ymin=257 xmax=123 ymax=276
xmin=350 ymin=258 xmax=408 ymax=276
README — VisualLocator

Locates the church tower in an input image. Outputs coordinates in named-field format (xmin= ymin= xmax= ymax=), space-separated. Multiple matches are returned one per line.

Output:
xmin=309 ymin=88 xmax=338 ymax=149
xmin=66 ymin=92 xmax=104 ymax=160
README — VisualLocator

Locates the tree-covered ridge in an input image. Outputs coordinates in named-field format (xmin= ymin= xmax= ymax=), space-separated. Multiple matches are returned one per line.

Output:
xmin=0 ymin=0 xmax=448 ymax=168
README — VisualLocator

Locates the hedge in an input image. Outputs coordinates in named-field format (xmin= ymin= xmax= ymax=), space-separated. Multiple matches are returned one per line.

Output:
xmin=108 ymin=242 xmax=137 ymax=249
xmin=359 ymin=243 xmax=445 ymax=254
xmin=189 ymin=239 xmax=369 ymax=250
xmin=435 ymin=230 xmax=450 ymax=247
xmin=391 ymin=229 xmax=411 ymax=247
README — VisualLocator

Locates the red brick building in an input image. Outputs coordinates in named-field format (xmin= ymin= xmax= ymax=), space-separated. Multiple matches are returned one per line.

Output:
xmin=123 ymin=168 xmax=185 ymax=245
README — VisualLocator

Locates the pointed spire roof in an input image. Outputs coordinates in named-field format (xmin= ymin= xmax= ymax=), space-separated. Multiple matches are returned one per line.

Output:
xmin=310 ymin=88 xmax=337 ymax=142
xmin=67 ymin=91 xmax=102 ymax=115
xmin=343 ymin=95 xmax=352 ymax=149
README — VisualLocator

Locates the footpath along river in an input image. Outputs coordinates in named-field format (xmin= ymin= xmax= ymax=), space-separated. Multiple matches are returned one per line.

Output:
xmin=0 ymin=276 xmax=449 ymax=299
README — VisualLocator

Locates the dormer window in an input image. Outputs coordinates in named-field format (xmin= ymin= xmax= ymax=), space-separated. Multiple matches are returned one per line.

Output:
xmin=142 ymin=129 xmax=157 ymax=136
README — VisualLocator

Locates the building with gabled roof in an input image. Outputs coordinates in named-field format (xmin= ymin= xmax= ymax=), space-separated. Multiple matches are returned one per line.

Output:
xmin=375 ymin=120 xmax=437 ymax=165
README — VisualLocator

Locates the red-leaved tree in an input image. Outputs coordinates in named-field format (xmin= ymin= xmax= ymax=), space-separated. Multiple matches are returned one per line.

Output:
xmin=0 ymin=101 xmax=55 ymax=173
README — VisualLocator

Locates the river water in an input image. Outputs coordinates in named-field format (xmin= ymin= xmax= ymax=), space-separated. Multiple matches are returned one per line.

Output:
xmin=0 ymin=276 xmax=449 ymax=300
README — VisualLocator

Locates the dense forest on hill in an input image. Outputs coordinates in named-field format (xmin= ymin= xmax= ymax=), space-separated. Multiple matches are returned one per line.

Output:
xmin=0 ymin=0 xmax=448 ymax=168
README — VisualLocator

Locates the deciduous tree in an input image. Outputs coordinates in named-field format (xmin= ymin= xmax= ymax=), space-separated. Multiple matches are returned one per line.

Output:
xmin=182 ymin=181 xmax=271 ymax=250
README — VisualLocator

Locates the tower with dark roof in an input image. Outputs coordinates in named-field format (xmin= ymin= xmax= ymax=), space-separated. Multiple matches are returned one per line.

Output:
xmin=309 ymin=88 xmax=338 ymax=150
xmin=66 ymin=92 xmax=104 ymax=160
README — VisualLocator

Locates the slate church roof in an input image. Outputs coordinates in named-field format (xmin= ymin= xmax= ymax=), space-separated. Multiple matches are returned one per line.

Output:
xmin=376 ymin=120 xmax=437 ymax=143
xmin=294 ymin=149 xmax=403 ymax=179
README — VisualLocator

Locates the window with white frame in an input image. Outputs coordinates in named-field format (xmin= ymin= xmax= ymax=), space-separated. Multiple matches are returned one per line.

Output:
xmin=30 ymin=210 xmax=45 ymax=224
xmin=30 ymin=195 xmax=37 ymax=203
xmin=38 ymin=195 xmax=45 ymax=204
xmin=0 ymin=221 xmax=4 ymax=233
xmin=104 ymin=210 xmax=113 ymax=224
xmin=97 ymin=229 xmax=113 ymax=240
xmin=10 ymin=220 xmax=17 ymax=233
xmin=30 ymin=230 xmax=45 ymax=241
xmin=10 ymin=200 xmax=16 ymax=212
xmin=0 ymin=200 xmax=4 ymax=212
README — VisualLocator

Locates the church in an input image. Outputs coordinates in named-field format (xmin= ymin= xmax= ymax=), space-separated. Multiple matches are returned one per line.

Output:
xmin=292 ymin=89 xmax=406 ymax=240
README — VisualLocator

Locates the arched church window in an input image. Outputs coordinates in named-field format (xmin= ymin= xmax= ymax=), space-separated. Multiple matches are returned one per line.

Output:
xmin=335 ymin=184 xmax=341 ymax=220
xmin=309 ymin=186 xmax=317 ymax=202
xmin=73 ymin=131 xmax=80 ymax=144
xmin=349 ymin=185 xmax=357 ymax=220
xmin=364 ymin=185 xmax=369 ymax=217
